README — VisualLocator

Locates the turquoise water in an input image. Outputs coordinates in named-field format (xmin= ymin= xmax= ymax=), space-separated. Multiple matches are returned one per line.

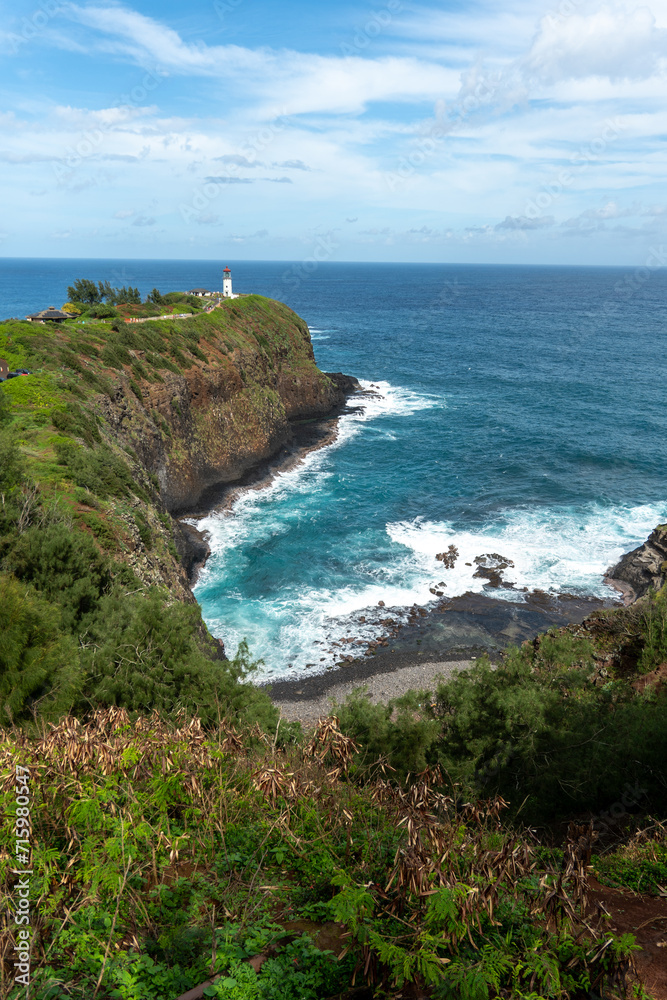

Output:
xmin=194 ymin=263 xmax=667 ymax=677
xmin=2 ymin=259 xmax=666 ymax=677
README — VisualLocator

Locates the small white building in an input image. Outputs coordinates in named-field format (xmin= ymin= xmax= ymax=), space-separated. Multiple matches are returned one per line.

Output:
xmin=222 ymin=267 xmax=239 ymax=299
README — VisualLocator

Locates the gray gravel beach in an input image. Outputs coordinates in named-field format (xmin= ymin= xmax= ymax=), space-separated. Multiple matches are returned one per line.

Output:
xmin=273 ymin=658 xmax=473 ymax=726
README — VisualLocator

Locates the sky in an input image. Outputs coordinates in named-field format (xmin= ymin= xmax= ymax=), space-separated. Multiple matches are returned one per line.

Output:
xmin=1 ymin=0 xmax=667 ymax=264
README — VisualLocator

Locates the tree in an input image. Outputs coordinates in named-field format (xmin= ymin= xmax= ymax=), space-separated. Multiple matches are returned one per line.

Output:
xmin=61 ymin=302 xmax=83 ymax=316
xmin=147 ymin=288 xmax=164 ymax=305
xmin=66 ymin=279 xmax=101 ymax=305
xmin=5 ymin=522 xmax=112 ymax=631
xmin=97 ymin=280 xmax=114 ymax=302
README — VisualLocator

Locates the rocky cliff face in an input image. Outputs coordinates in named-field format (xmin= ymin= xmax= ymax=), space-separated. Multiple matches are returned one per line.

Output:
xmin=98 ymin=297 xmax=356 ymax=515
xmin=606 ymin=524 xmax=667 ymax=601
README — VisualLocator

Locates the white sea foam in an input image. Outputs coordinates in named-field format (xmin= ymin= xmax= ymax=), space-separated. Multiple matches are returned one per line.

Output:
xmin=194 ymin=380 xmax=442 ymax=542
xmin=386 ymin=502 xmax=667 ymax=602
xmin=196 ymin=501 xmax=666 ymax=679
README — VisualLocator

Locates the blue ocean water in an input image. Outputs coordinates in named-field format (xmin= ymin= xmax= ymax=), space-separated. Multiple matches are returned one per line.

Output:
xmin=2 ymin=259 xmax=666 ymax=678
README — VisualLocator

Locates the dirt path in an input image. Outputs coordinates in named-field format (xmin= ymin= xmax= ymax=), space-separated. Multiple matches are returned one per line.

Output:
xmin=589 ymin=877 xmax=667 ymax=998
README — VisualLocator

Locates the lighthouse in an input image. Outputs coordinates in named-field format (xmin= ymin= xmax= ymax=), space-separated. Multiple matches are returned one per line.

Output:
xmin=222 ymin=266 xmax=237 ymax=299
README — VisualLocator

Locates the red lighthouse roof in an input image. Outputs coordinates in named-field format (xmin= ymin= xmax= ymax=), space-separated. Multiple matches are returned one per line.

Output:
xmin=223 ymin=267 xmax=231 ymax=273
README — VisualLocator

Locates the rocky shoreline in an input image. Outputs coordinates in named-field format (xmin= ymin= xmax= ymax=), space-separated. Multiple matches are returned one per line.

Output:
xmin=262 ymin=534 xmax=667 ymax=723
xmin=605 ymin=523 xmax=667 ymax=603
xmin=264 ymin=540 xmax=667 ymax=723
xmin=261 ymin=588 xmax=618 ymax=711
xmin=176 ymin=372 xmax=366 ymax=583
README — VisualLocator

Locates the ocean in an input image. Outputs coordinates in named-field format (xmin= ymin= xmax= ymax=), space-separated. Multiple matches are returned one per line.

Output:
xmin=2 ymin=258 xmax=666 ymax=678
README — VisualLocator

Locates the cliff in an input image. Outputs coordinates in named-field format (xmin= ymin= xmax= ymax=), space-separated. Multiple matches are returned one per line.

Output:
xmin=0 ymin=296 xmax=359 ymax=605
xmin=606 ymin=523 xmax=667 ymax=601
xmin=97 ymin=297 xmax=354 ymax=514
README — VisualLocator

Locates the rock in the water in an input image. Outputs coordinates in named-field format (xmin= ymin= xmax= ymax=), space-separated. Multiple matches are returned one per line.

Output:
xmin=173 ymin=520 xmax=210 ymax=584
xmin=436 ymin=544 xmax=459 ymax=568
xmin=472 ymin=553 xmax=515 ymax=589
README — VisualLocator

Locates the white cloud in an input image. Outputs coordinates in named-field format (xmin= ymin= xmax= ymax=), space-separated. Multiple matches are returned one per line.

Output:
xmin=274 ymin=159 xmax=312 ymax=170
xmin=525 ymin=4 xmax=667 ymax=83
xmin=3 ymin=0 xmax=667 ymax=262
xmin=195 ymin=212 xmax=221 ymax=225
xmin=205 ymin=176 xmax=254 ymax=184
xmin=496 ymin=214 xmax=555 ymax=230
xmin=63 ymin=4 xmax=460 ymax=115
xmin=214 ymin=154 xmax=264 ymax=167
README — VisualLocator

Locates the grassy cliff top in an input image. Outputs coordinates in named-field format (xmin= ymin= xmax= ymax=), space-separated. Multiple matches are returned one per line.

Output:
xmin=0 ymin=294 xmax=318 ymax=515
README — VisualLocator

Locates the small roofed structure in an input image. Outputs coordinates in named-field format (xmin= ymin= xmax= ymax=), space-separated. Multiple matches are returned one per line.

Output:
xmin=187 ymin=288 xmax=212 ymax=297
xmin=0 ymin=359 xmax=9 ymax=381
xmin=26 ymin=306 xmax=72 ymax=323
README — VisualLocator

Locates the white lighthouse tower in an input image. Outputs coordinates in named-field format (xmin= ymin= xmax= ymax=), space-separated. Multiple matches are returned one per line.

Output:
xmin=222 ymin=266 xmax=237 ymax=299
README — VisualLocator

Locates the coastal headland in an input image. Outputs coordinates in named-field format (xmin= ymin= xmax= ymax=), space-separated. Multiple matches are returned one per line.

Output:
xmin=2 ymin=290 xmax=665 ymax=727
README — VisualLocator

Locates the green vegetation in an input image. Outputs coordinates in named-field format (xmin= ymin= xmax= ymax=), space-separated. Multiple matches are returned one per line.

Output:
xmin=0 ymin=714 xmax=648 ymax=1000
xmin=336 ymin=622 xmax=667 ymax=826
xmin=67 ymin=279 xmax=141 ymax=307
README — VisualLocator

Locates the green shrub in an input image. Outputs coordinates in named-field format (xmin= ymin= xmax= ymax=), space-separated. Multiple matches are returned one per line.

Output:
xmin=0 ymin=384 xmax=11 ymax=425
xmin=0 ymin=574 xmax=80 ymax=725
xmin=336 ymin=687 xmax=440 ymax=780
xmin=336 ymin=631 xmax=667 ymax=824
xmin=639 ymin=587 xmax=667 ymax=672
xmin=81 ymin=598 xmax=278 ymax=728
xmin=189 ymin=344 xmax=208 ymax=363
xmin=77 ymin=510 xmax=117 ymax=549
xmin=4 ymin=523 xmax=112 ymax=630
xmin=593 ymin=838 xmax=667 ymax=894
xmin=431 ymin=643 xmax=667 ymax=822
xmin=88 ymin=304 xmax=118 ymax=319
xmin=0 ymin=428 xmax=24 ymax=494
xmin=101 ymin=342 xmax=132 ymax=369
xmin=134 ymin=511 xmax=153 ymax=548
xmin=51 ymin=403 xmax=101 ymax=445
xmin=54 ymin=440 xmax=146 ymax=501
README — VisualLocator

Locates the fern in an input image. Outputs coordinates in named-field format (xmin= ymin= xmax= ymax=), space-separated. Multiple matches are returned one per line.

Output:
xmin=330 ymin=872 xmax=375 ymax=936
xmin=425 ymin=884 xmax=470 ymax=934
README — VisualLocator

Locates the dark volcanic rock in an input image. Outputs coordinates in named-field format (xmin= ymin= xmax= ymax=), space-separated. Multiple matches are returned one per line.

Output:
xmin=173 ymin=520 xmax=210 ymax=584
xmin=322 ymin=372 xmax=362 ymax=407
xmin=606 ymin=524 xmax=667 ymax=601
xmin=473 ymin=553 xmax=515 ymax=589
